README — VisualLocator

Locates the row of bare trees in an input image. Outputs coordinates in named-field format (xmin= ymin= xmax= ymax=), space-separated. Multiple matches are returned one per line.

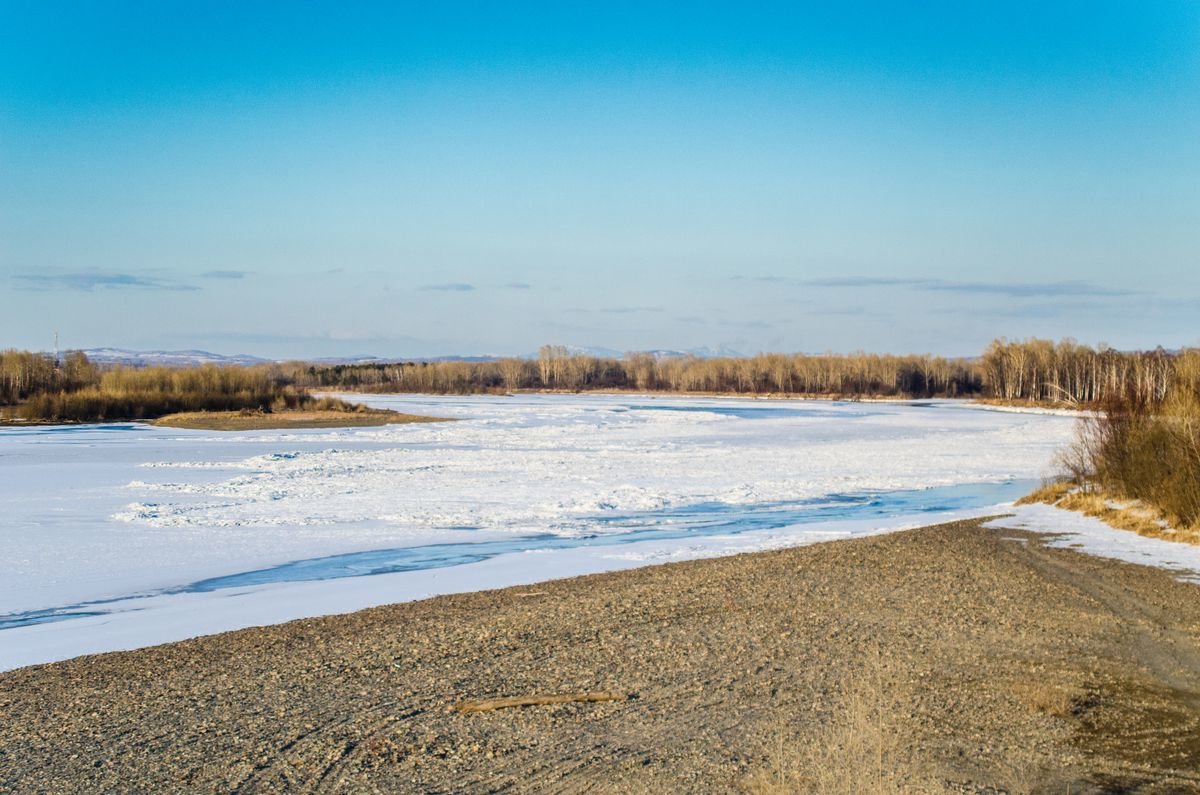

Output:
xmin=292 ymin=347 xmax=983 ymax=397
xmin=0 ymin=350 xmax=96 ymax=403
xmin=6 ymin=340 xmax=1198 ymax=417
xmin=292 ymin=339 xmax=1200 ymax=404
xmin=979 ymin=338 xmax=1182 ymax=405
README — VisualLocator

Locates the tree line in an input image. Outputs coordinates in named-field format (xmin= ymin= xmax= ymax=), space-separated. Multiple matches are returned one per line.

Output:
xmin=293 ymin=340 xmax=1197 ymax=404
xmin=292 ymin=345 xmax=984 ymax=397
xmin=0 ymin=352 xmax=338 ymax=422
xmin=4 ymin=339 xmax=1199 ymax=423
xmin=0 ymin=350 xmax=97 ymax=403
xmin=980 ymin=338 xmax=1181 ymax=405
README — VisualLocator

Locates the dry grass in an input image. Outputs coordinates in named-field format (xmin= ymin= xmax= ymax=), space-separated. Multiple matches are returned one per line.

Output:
xmin=1011 ymin=680 xmax=1089 ymax=720
xmin=743 ymin=700 xmax=903 ymax=794
xmin=1020 ymin=482 xmax=1200 ymax=546
xmin=1015 ymin=480 xmax=1074 ymax=507
xmin=152 ymin=409 xmax=451 ymax=431
xmin=744 ymin=649 xmax=1099 ymax=794
xmin=743 ymin=653 xmax=941 ymax=795
xmin=972 ymin=397 xmax=1083 ymax=410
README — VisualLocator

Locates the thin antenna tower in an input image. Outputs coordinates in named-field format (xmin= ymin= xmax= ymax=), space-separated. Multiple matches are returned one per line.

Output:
xmin=54 ymin=332 xmax=60 ymax=367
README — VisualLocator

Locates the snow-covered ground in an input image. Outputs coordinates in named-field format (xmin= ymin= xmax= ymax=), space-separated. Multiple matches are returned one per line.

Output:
xmin=0 ymin=394 xmax=1086 ymax=669
xmin=986 ymin=503 xmax=1200 ymax=583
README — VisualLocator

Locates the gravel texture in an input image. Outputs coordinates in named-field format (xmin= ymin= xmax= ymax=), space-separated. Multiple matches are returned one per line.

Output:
xmin=2 ymin=518 xmax=1199 ymax=793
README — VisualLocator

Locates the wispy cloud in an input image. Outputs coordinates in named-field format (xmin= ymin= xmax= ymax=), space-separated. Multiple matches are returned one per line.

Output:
xmin=503 ymin=281 xmax=532 ymax=290
xmin=13 ymin=271 xmax=198 ymax=292
xmin=800 ymin=276 xmax=1135 ymax=298
xmin=674 ymin=315 xmax=772 ymax=329
xmin=598 ymin=306 xmax=664 ymax=314
xmin=803 ymin=277 xmax=933 ymax=288
xmin=926 ymin=280 xmax=1132 ymax=298
xmin=419 ymin=282 xmax=475 ymax=292
xmin=931 ymin=294 xmax=1199 ymax=319
xmin=717 ymin=319 xmax=774 ymax=329
xmin=200 ymin=269 xmax=249 ymax=280
xmin=808 ymin=306 xmax=871 ymax=317
xmin=730 ymin=275 xmax=792 ymax=284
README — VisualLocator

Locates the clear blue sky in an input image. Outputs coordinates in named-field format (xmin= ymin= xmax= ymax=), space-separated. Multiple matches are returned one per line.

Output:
xmin=2 ymin=1 xmax=1198 ymax=358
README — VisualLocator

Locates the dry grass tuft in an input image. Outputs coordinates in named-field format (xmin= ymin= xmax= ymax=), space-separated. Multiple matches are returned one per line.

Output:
xmin=1015 ymin=481 xmax=1073 ymax=507
xmin=1055 ymin=492 xmax=1185 ymax=542
xmin=1011 ymin=681 xmax=1089 ymax=720
xmin=743 ymin=653 xmax=942 ymax=794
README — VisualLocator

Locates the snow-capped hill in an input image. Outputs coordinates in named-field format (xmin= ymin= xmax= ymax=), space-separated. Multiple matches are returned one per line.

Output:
xmin=81 ymin=348 xmax=270 ymax=367
xmin=543 ymin=345 xmax=747 ymax=360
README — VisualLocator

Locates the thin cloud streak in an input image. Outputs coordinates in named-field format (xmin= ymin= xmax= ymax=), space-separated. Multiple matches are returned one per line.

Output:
xmin=926 ymin=280 xmax=1134 ymax=298
xmin=12 ymin=272 xmax=198 ymax=292
xmin=598 ymin=306 xmax=665 ymax=314
xmin=419 ymin=283 xmax=475 ymax=292
xmin=800 ymin=277 xmax=1136 ymax=298
xmin=803 ymin=277 xmax=935 ymax=288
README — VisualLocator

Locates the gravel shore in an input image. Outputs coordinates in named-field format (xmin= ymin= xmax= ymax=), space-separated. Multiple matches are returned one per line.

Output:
xmin=2 ymin=518 xmax=1199 ymax=793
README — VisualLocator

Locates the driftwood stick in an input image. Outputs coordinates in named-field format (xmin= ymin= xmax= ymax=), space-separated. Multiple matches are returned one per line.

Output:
xmin=453 ymin=691 xmax=626 ymax=714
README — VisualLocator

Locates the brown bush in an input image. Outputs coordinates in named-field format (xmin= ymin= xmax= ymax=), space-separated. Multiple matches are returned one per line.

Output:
xmin=1058 ymin=386 xmax=1200 ymax=531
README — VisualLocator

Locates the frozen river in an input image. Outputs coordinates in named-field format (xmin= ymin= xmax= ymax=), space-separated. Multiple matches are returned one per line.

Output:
xmin=1 ymin=394 xmax=1077 ymax=669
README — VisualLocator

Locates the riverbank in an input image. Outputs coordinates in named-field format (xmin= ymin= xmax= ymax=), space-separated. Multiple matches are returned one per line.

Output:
xmin=2 ymin=517 xmax=1197 ymax=793
xmin=151 ymin=408 xmax=452 ymax=431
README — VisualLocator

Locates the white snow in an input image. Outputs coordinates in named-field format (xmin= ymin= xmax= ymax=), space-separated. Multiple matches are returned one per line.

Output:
xmin=0 ymin=394 xmax=1079 ymax=670
xmin=985 ymin=503 xmax=1200 ymax=583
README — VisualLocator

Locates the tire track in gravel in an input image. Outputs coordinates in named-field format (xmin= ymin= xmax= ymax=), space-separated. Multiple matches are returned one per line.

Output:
xmin=1002 ymin=530 xmax=1200 ymax=785
xmin=1014 ymin=536 xmax=1200 ymax=695
xmin=232 ymin=702 xmax=427 ymax=794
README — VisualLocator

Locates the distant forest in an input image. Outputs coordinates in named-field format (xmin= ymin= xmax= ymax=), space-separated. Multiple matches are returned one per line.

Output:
xmin=291 ymin=339 xmax=1192 ymax=406
xmin=2 ymin=339 xmax=1196 ymax=423
xmin=0 ymin=350 xmax=337 ymax=422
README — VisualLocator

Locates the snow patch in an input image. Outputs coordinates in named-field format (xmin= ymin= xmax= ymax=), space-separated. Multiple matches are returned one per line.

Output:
xmin=985 ymin=503 xmax=1200 ymax=583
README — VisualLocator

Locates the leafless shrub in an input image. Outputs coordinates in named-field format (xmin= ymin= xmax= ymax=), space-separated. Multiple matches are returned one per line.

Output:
xmin=1038 ymin=369 xmax=1200 ymax=537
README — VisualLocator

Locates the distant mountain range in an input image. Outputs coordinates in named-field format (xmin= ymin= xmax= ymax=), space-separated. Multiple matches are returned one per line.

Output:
xmin=556 ymin=345 xmax=745 ymax=360
xmin=75 ymin=345 xmax=747 ymax=368
xmin=81 ymin=348 xmax=271 ymax=367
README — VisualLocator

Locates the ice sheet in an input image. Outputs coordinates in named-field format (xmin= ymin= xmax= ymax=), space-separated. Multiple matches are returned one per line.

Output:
xmin=1 ymin=394 xmax=1078 ymax=669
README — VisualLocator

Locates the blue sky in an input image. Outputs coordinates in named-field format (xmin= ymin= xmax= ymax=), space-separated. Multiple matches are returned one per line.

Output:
xmin=2 ymin=1 xmax=1198 ymax=358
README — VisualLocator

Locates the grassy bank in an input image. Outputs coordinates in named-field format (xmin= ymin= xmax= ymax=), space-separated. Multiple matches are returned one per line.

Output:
xmin=152 ymin=408 xmax=451 ymax=431
xmin=0 ymin=356 xmax=361 ymax=423
xmin=1020 ymin=483 xmax=1200 ymax=546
